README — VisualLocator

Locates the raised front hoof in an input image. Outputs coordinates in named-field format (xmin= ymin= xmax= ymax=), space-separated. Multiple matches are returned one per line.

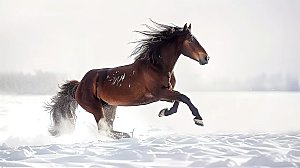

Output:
xmin=158 ymin=108 xmax=168 ymax=117
xmin=193 ymin=117 xmax=204 ymax=126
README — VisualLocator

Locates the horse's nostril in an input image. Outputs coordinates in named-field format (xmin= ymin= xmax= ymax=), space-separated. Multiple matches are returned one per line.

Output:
xmin=205 ymin=55 xmax=210 ymax=61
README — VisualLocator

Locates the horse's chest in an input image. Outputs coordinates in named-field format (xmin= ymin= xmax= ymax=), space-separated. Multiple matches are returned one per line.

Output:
xmin=158 ymin=72 xmax=174 ymax=90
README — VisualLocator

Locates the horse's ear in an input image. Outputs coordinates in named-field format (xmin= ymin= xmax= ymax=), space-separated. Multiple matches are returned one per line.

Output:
xmin=183 ymin=23 xmax=187 ymax=30
xmin=188 ymin=24 xmax=191 ymax=31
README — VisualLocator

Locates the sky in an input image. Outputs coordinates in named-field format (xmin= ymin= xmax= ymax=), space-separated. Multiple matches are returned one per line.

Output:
xmin=0 ymin=0 xmax=300 ymax=91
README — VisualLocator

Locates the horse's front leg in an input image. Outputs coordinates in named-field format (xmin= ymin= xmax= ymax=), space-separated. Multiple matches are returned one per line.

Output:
xmin=158 ymin=90 xmax=204 ymax=126
xmin=158 ymin=101 xmax=179 ymax=117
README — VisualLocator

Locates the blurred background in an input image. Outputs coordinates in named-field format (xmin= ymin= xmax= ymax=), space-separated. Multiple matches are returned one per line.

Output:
xmin=0 ymin=0 xmax=300 ymax=94
xmin=0 ymin=0 xmax=300 ymax=140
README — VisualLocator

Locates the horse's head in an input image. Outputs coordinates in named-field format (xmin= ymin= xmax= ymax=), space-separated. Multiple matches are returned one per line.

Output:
xmin=181 ymin=24 xmax=209 ymax=65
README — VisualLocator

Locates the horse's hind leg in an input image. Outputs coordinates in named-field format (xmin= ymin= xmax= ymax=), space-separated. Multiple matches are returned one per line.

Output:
xmin=77 ymin=97 xmax=129 ymax=139
xmin=158 ymin=101 xmax=179 ymax=117
xmin=102 ymin=104 xmax=116 ymax=129
xmin=76 ymin=93 xmax=104 ymax=125
xmin=103 ymin=104 xmax=130 ymax=139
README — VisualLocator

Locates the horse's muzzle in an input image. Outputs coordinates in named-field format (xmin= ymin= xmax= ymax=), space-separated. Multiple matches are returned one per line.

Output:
xmin=199 ymin=55 xmax=209 ymax=65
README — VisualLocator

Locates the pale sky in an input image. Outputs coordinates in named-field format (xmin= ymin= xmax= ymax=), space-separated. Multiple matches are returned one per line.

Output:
xmin=1 ymin=0 xmax=299 ymax=91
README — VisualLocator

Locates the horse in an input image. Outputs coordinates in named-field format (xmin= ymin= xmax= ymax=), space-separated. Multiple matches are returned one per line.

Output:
xmin=45 ymin=21 xmax=209 ymax=139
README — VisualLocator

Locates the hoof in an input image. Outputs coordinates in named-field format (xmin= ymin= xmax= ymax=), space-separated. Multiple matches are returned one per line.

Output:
xmin=110 ymin=131 xmax=131 ymax=139
xmin=193 ymin=118 xmax=204 ymax=126
xmin=158 ymin=108 xmax=168 ymax=117
xmin=122 ymin=132 xmax=131 ymax=138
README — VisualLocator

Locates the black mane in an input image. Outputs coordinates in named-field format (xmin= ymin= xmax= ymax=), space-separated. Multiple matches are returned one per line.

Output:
xmin=131 ymin=20 xmax=187 ymax=64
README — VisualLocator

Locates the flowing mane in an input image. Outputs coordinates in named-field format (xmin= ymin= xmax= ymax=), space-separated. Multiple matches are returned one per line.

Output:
xmin=131 ymin=21 xmax=186 ymax=63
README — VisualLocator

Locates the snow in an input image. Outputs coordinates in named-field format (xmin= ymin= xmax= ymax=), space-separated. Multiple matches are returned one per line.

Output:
xmin=0 ymin=92 xmax=300 ymax=167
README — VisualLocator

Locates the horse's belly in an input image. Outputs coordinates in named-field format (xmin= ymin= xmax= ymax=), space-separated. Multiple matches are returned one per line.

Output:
xmin=101 ymin=91 xmax=158 ymax=106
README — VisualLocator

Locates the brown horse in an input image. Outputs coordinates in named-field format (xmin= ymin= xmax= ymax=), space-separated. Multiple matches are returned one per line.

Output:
xmin=46 ymin=21 xmax=209 ymax=138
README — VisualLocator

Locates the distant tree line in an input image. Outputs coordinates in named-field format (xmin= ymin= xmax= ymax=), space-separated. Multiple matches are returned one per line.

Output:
xmin=0 ymin=71 xmax=64 ymax=95
xmin=248 ymin=74 xmax=299 ymax=91
xmin=0 ymin=71 xmax=299 ymax=94
xmin=195 ymin=73 xmax=300 ymax=92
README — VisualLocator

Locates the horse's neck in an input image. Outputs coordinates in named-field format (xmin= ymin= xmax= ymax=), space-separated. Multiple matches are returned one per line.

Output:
xmin=159 ymin=40 xmax=182 ymax=73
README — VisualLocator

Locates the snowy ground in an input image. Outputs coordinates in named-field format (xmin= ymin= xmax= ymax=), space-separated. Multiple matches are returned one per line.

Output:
xmin=0 ymin=92 xmax=300 ymax=167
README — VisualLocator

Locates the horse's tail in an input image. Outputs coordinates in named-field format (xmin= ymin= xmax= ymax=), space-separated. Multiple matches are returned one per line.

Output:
xmin=45 ymin=80 xmax=80 ymax=136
